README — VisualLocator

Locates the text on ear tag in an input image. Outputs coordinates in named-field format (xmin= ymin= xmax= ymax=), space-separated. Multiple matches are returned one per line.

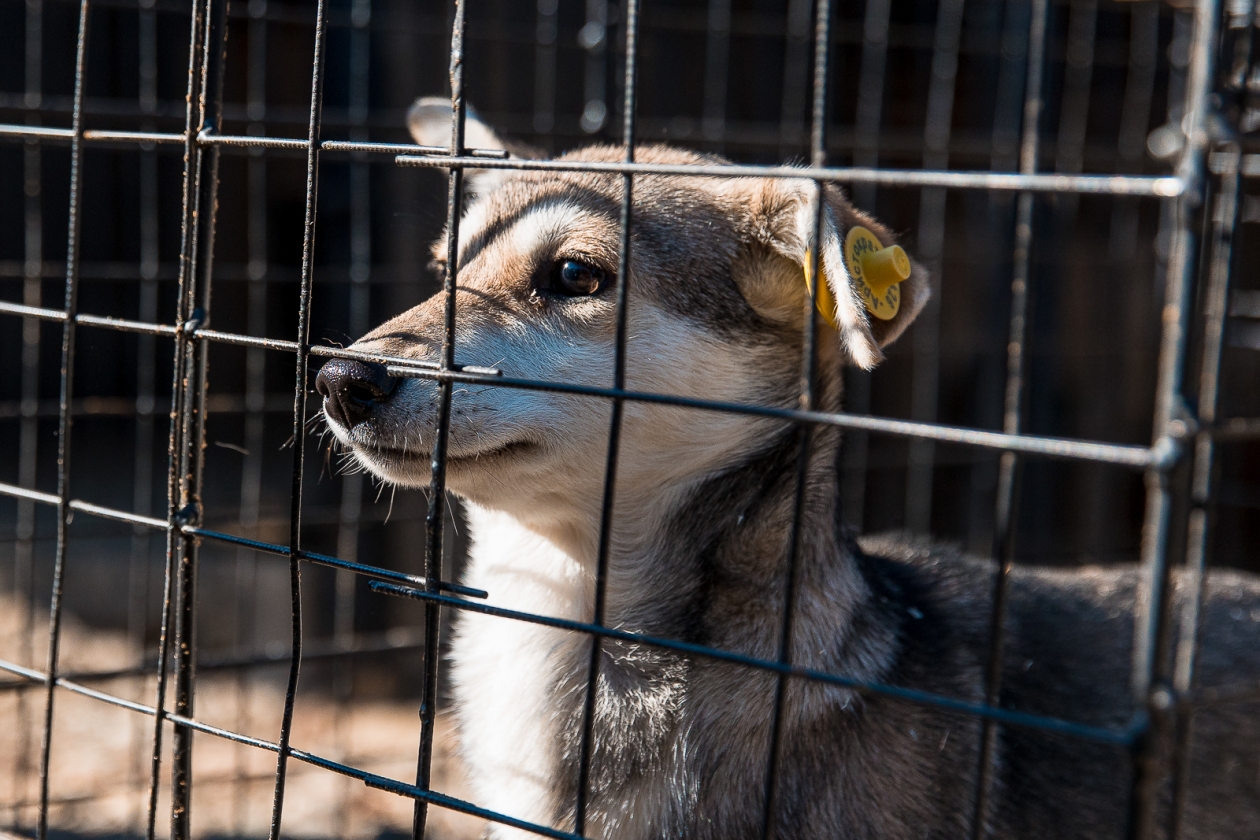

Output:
xmin=844 ymin=226 xmax=910 ymax=321
xmin=802 ymin=249 xmax=840 ymax=331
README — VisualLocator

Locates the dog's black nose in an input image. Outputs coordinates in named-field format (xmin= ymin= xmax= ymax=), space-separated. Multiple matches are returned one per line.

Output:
xmin=316 ymin=358 xmax=396 ymax=429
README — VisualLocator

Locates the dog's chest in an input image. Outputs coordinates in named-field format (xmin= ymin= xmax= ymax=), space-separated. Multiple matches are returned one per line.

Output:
xmin=451 ymin=508 xmax=688 ymax=839
xmin=449 ymin=510 xmax=585 ymax=836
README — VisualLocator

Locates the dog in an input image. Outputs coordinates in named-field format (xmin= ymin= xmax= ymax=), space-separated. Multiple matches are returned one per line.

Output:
xmin=317 ymin=99 xmax=1260 ymax=840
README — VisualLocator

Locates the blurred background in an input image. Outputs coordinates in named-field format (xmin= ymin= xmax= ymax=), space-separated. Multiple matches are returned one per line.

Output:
xmin=1 ymin=0 xmax=1258 ymax=837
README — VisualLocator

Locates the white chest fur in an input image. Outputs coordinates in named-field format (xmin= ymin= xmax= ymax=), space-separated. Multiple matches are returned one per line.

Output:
xmin=450 ymin=505 xmax=589 ymax=839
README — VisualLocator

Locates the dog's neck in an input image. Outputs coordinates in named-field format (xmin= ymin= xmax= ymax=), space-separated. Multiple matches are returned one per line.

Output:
xmin=478 ymin=361 xmax=888 ymax=673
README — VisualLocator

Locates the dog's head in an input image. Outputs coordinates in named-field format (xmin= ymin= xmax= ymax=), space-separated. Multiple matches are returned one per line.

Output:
xmin=318 ymin=100 xmax=928 ymax=531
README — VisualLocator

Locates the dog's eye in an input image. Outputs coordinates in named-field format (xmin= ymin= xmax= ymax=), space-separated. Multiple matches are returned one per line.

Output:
xmin=549 ymin=259 xmax=607 ymax=297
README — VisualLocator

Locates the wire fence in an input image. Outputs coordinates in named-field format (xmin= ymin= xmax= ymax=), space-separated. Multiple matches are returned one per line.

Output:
xmin=0 ymin=0 xmax=1258 ymax=839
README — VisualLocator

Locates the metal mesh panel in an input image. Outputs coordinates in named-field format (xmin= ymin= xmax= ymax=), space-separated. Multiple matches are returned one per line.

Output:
xmin=1 ymin=1 xmax=1258 ymax=839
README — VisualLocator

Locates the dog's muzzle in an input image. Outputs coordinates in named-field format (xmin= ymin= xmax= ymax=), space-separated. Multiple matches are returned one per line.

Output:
xmin=315 ymin=358 xmax=396 ymax=429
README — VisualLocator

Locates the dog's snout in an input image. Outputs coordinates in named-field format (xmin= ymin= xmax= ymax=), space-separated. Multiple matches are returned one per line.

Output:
xmin=316 ymin=358 xmax=396 ymax=429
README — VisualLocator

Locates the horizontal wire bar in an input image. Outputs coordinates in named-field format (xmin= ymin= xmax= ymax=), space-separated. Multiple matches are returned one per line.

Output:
xmin=0 ymin=480 xmax=62 ymax=506
xmin=0 ymin=301 xmax=179 ymax=335
xmin=185 ymin=526 xmax=488 ymax=597
xmin=81 ymin=129 xmax=186 ymax=144
xmin=0 ymin=300 xmax=70 ymax=321
xmin=369 ymin=581 xmax=1144 ymax=746
xmin=0 ymin=481 xmax=484 ymax=597
xmin=395 ymin=154 xmax=1185 ymax=196
xmin=0 ymin=121 xmax=1181 ymax=197
xmin=197 ymin=130 xmax=308 ymax=150
xmin=0 ymin=125 xmax=76 ymax=140
xmin=308 ymin=344 xmax=439 ymax=369
xmin=320 ymin=139 xmax=510 ymax=158
xmin=75 ymin=313 xmax=179 ymax=335
xmin=313 ymin=344 xmax=502 ymax=376
xmin=199 ymin=132 xmax=510 ymax=157
xmin=0 ymin=659 xmax=46 ymax=683
xmin=0 ymin=630 xmax=431 ymax=691
xmin=192 ymin=328 xmax=300 ymax=351
xmin=184 ymin=722 xmax=584 ymax=840
xmin=0 ymin=304 xmax=484 ymax=379
xmin=386 ymin=366 xmax=1166 ymax=469
xmin=0 ymin=301 xmax=1164 ymax=465
xmin=0 ymin=124 xmax=511 ymax=157
xmin=167 ymin=713 xmax=278 ymax=750
xmin=322 ymin=140 xmax=441 ymax=154
xmin=0 ymin=658 xmax=159 ymax=716
xmin=47 ymin=678 xmax=159 ymax=716
xmin=346 ymin=764 xmax=583 ymax=840
xmin=69 ymin=499 xmax=167 ymax=529
xmin=0 ymin=655 xmax=584 ymax=840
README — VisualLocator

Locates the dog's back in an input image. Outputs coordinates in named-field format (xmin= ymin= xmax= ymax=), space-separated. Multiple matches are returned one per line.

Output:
xmin=863 ymin=535 xmax=1260 ymax=839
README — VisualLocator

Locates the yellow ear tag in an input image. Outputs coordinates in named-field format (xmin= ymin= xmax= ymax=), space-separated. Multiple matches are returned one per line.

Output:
xmin=802 ymin=250 xmax=840 ymax=332
xmin=843 ymin=226 xmax=910 ymax=321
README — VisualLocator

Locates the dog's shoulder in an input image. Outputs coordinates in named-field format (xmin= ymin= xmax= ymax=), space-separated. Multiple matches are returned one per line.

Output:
xmin=851 ymin=532 xmax=994 ymax=699
xmin=854 ymin=531 xmax=995 ymax=638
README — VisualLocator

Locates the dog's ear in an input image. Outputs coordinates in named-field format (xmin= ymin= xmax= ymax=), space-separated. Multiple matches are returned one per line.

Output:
xmin=407 ymin=97 xmax=539 ymax=197
xmin=733 ymin=178 xmax=929 ymax=370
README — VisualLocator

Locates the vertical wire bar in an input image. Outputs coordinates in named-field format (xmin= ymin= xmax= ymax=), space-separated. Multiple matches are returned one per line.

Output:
xmin=334 ymin=2 xmax=372 ymax=832
xmin=969 ymin=0 xmax=1049 ymax=835
xmin=172 ymin=11 xmax=213 ymax=837
xmin=574 ymin=1 xmax=639 ymax=834
xmin=171 ymin=0 xmax=230 ymax=834
xmin=234 ymin=1 xmax=270 ymax=827
xmin=534 ymin=0 xmax=558 ymax=144
xmin=171 ymin=15 xmax=210 ymax=840
xmin=128 ymin=0 xmax=161 ymax=827
xmin=1166 ymin=150 xmax=1240 ymax=840
xmin=146 ymin=0 xmax=211 ymax=834
xmin=189 ymin=0 xmax=229 ymax=506
xmin=778 ymin=0 xmax=812 ymax=157
xmin=904 ymin=0 xmax=967 ymax=533
xmin=841 ymin=0 xmax=894 ymax=529
xmin=35 ymin=1 xmax=90 ymax=837
xmin=701 ymin=0 xmax=731 ymax=147
xmin=412 ymin=5 xmax=466 ymax=838
xmin=11 ymin=0 xmax=44 ymax=824
xmin=1127 ymin=0 xmax=1220 ymax=835
xmin=267 ymin=0 xmax=328 ymax=833
xmin=760 ymin=3 xmax=830 ymax=838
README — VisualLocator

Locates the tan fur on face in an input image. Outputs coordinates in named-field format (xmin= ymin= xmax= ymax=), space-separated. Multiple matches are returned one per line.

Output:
xmin=332 ymin=142 xmax=929 ymax=507
xmin=330 ymin=140 xmax=930 ymax=516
